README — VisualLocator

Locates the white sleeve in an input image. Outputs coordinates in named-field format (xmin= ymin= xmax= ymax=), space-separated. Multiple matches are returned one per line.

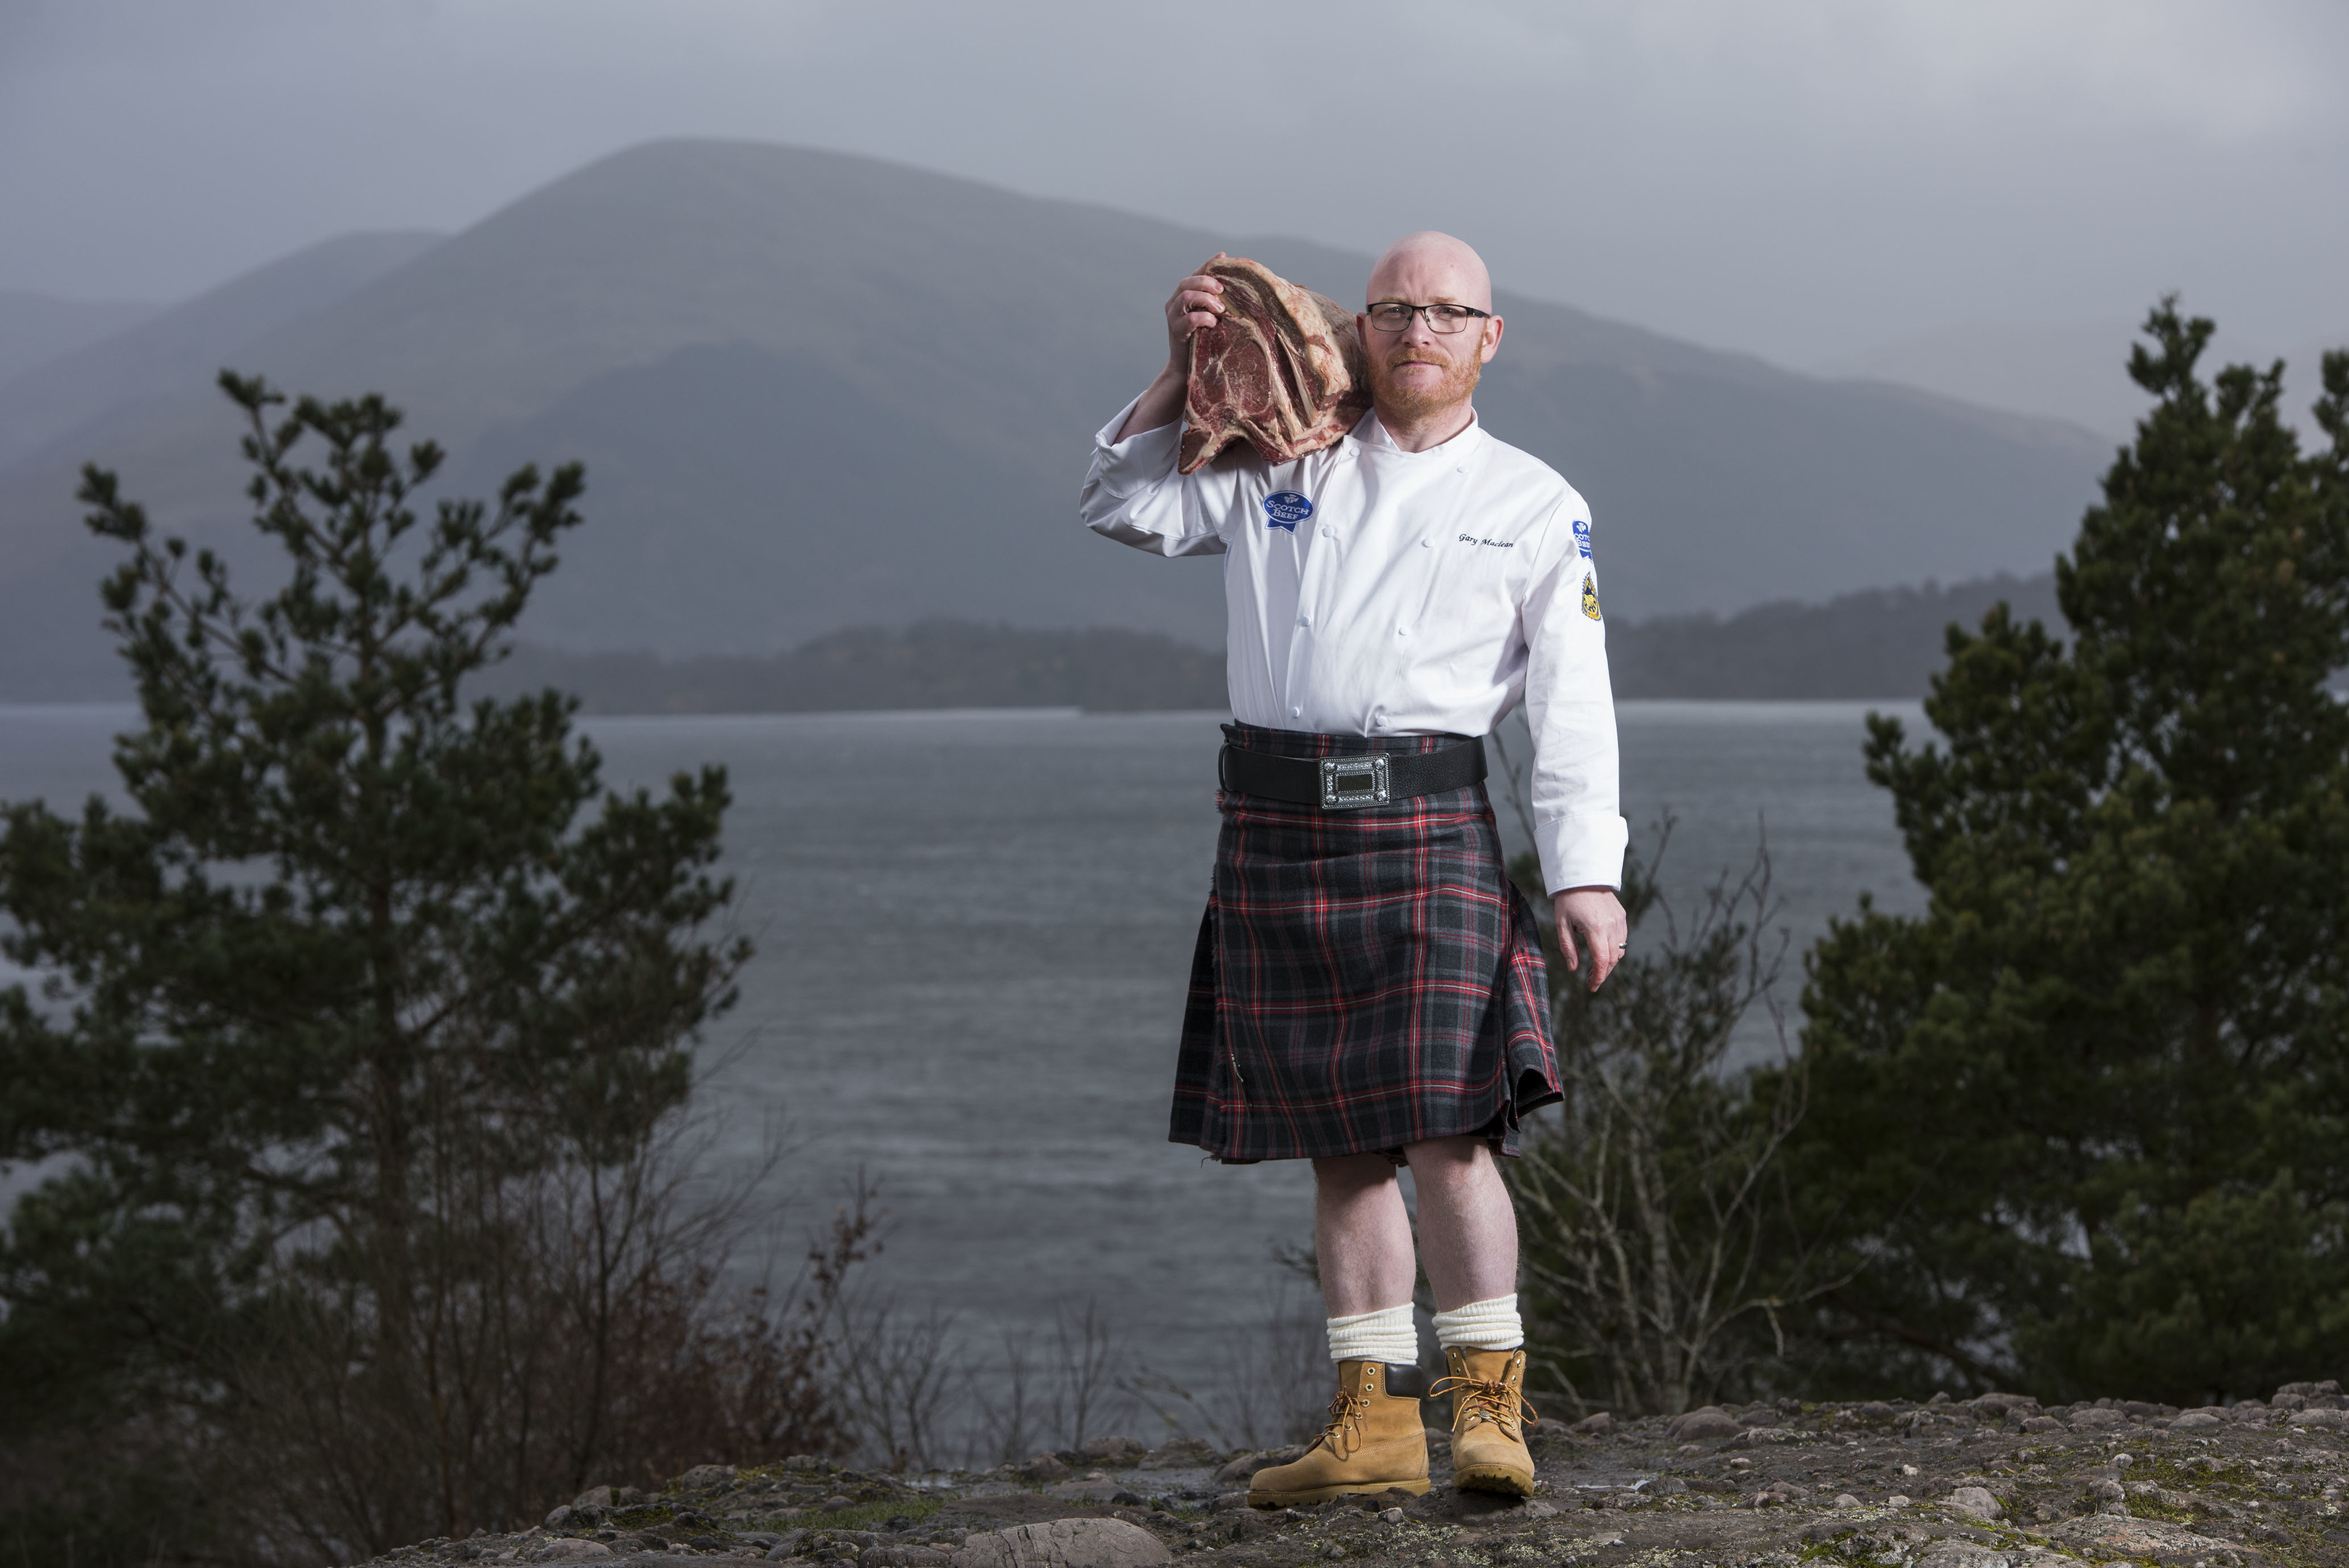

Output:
xmin=1519 ymin=499 xmax=1629 ymax=893
xmin=1077 ymin=397 xmax=1232 ymax=558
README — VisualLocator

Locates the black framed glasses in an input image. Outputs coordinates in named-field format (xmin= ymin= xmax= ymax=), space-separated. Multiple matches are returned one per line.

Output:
xmin=1365 ymin=301 xmax=1492 ymax=335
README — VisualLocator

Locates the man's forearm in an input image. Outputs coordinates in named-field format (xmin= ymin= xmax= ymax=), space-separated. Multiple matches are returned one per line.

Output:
xmin=1115 ymin=364 xmax=1188 ymax=444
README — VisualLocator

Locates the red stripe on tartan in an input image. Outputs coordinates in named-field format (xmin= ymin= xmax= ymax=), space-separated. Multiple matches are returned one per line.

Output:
xmin=1168 ymin=769 xmax=1561 ymax=1164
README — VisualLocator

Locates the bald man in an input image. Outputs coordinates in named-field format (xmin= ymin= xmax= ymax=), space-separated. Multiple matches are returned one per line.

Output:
xmin=1079 ymin=234 xmax=1627 ymax=1505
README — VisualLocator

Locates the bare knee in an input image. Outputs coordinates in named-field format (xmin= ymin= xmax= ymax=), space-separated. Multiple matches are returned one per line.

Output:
xmin=1402 ymin=1135 xmax=1495 ymax=1193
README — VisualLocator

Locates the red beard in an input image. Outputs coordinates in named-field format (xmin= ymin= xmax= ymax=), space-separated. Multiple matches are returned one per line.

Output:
xmin=1369 ymin=344 xmax=1483 ymax=421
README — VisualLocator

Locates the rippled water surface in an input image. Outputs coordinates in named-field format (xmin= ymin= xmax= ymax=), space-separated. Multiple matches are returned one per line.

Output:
xmin=0 ymin=700 xmax=1927 ymax=1434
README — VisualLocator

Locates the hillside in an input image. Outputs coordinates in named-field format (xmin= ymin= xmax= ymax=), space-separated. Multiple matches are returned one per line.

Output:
xmin=0 ymin=230 xmax=446 ymax=474
xmin=475 ymin=621 xmax=1228 ymax=714
xmin=0 ymin=139 xmax=2110 ymax=698
xmin=1609 ymin=572 xmax=2065 ymax=699
xmin=451 ymin=575 xmax=2065 ymax=714
xmin=1818 ymin=319 xmax=2347 ymax=445
xmin=0 ymin=290 xmax=160 ymax=386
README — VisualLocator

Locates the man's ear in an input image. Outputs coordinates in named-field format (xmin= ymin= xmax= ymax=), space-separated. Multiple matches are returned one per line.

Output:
xmin=1479 ymin=314 xmax=1506 ymax=364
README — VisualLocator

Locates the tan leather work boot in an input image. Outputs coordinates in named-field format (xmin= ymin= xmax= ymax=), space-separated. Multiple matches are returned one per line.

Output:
xmin=1436 ymin=1346 xmax=1536 ymax=1497
xmin=1246 ymin=1360 xmax=1432 ymax=1507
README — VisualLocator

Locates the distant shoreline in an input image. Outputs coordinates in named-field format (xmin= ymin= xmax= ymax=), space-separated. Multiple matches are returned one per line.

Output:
xmin=471 ymin=575 xmax=2064 ymax=714
xmin=0 ymin=574 xmax=2073 ymax=711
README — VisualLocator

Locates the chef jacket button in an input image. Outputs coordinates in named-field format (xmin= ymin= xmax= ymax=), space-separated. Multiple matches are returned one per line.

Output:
xmin=1291 ymin=706 xmax=1303 ymax=718
xmin=1420 ymin=538 xmax=1431 ymax=548
xmin=1397 ymin=626 xmax=1411 ymax=637
xmin=1298 ymin=615 xmax=1310 ymax=626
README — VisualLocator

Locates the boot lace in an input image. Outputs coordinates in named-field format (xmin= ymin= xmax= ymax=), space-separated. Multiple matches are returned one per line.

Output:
xmin=1431 ymin=1374 xmax=1535 ymax=1441
xmin=1313 ymin=1385 xmax=1374 ymax=1458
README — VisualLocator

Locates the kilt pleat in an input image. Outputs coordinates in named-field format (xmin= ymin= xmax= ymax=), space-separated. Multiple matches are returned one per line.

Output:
xmin=1169 ymin=722 xmax=1561 ymax=1163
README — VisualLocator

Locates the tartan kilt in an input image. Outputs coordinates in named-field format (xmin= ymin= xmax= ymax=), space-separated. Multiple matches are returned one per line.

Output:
xmin=1169 ymin=722 xmax=1562 ymax=1164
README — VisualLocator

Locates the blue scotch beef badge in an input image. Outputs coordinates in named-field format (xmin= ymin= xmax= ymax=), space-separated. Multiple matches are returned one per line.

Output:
xmin=1263 ymin=491 xmax=1313 ymax=532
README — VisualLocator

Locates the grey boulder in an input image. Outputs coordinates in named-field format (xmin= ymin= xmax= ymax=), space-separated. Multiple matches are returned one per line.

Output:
xmin=1665 ymin=1407 xmax=1745 ymax=1441
xmin=1943 ymin=1486 xmax=2003 ymax=1521
xmin=951 ymin=1519 xmax=1172 ymax=1568
xmin=2045 ymin=1514 xmax=2264 ymax=1567
xmin=1081 ymin=1436 xmax=1148 ymax=1466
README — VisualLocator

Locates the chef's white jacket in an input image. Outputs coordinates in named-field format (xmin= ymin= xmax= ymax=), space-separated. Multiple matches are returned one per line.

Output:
xmin=1079 ymin=400 xmax=1628 ymax=895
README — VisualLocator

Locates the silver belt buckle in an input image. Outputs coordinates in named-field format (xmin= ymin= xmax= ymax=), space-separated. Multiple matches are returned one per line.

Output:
xmin=1320 ymin=754 xmax=1391 ymax=809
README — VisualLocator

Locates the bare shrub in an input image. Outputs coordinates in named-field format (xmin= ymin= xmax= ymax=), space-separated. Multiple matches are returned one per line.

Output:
xmin=978 ymin=1327 xmax=1045 ymax=1464
xmin=1124 ymin=1278 xmax=1327 ymax=1452
xmin=826 ymin=1297 xmax=968 ymax=1473
xmin=202 ymin=1127 xmax=872 ymax=1561
xmin=1046 ymin=1299 xmax=1125 ymax=1450
xmin=1507 ymin=822 xmax=1846 ymax=1417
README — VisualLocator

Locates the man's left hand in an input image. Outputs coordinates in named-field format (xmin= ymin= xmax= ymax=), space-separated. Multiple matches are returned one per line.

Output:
xmin=1551 ymin=886 xmax=1628 ymax=991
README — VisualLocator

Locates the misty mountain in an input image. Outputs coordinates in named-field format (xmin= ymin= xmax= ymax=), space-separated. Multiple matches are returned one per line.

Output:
xmin=0 ymin=290 xmax=161 ymax=386
xmin=0 ymin=230 xmax=446 ymax=474
xmin=1818 ymin=318 xmax=2349 ymax=444
xmin=0 ymin=139 xmax=2112 ymax=698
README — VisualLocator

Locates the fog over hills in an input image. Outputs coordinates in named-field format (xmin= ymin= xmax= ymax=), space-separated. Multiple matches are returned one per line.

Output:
xmin=1816 ymin=318 xmax=2349 ymax=444
xmin=0 ymin=291 xmax=162 ymax=387
xmin=0 ymin=231 xmax=445 ymax=476
xmin=0 ymin=139 xmax=2113 ymax=698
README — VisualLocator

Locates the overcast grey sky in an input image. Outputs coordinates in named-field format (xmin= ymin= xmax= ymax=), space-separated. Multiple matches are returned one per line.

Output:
xmin=1 ymin=0 xmax=2344 ymax=369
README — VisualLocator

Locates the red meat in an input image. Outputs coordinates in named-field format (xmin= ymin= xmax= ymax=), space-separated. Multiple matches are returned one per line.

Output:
xmin=1179 ymin=256 xmax=1370 ymax=474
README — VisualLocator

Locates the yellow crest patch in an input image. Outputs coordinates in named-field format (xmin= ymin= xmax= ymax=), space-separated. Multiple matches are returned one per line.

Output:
xmin=1581 ymin=573 xmax=1601 ymax=621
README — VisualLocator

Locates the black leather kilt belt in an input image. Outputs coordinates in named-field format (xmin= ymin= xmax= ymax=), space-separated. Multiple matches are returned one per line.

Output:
xmin=1218 ymin=730 xmax=1487 ymax=809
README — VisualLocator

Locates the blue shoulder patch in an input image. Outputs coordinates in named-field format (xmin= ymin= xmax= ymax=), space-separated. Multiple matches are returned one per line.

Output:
xmin=1264 ymin=491 xmax=1313 ymax=531
xmin=1573 ymin=518 xmax=1593 ymax=559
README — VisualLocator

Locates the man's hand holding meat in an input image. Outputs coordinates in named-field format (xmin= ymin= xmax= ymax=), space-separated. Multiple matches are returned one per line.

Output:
xmin=1114 ymin=256 xmax=1228 ymax=444
xmin=1079 ymin=232 xmax=1630 ymax=1507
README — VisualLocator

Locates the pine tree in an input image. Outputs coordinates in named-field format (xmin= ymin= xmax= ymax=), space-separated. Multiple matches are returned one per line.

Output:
xmin=0 ymin=375 xmax=747 ymax=1560
xmin=1787 ymin=305 xmax=2349 ymax=1402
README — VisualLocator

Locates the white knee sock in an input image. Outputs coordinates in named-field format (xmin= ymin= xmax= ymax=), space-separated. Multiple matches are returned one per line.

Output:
xmin=1431 ymin=1294 xmax=1522 ymax=1352
xmin=1325 ymin=1303 xmax=1418 ymax=1366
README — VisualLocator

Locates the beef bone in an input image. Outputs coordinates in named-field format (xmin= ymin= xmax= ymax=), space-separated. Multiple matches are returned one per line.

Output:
xmin=1179 ymin=256 xmax=1370 ymax=474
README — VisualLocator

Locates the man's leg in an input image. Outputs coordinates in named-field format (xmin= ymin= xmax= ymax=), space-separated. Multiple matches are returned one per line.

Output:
xmin=1403 ymin=1136 xmax=1517 ymax=1310
xmin=1408 ymin=1135 xmax=1537 ymax=1497
xmin=1244 ymin=1155 xmax=1431 ymax=1506
xmin=1313 ymin=1152 xmax=1416 ymax=1317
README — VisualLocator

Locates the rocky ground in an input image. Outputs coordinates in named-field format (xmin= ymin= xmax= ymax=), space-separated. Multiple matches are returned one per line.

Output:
xmin=349 ymin=1382 xmax=2348 ymax=1568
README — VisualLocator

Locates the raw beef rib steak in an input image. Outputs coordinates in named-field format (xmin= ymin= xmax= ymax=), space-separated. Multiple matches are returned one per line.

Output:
xmin=1179 ymin=256 xmax=1370 ymax=474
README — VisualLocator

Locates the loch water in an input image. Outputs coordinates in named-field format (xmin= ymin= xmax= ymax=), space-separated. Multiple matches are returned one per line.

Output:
xmin=0 ymin=701 xmax=1926 ymax=1445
